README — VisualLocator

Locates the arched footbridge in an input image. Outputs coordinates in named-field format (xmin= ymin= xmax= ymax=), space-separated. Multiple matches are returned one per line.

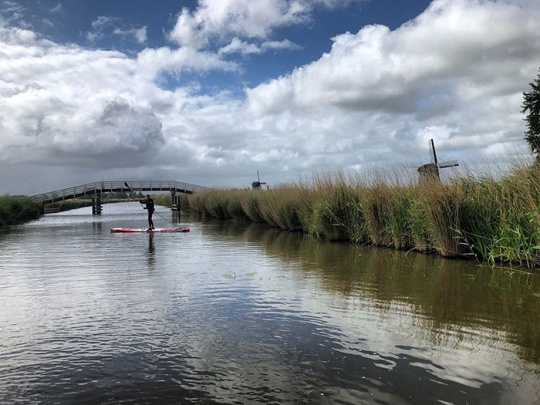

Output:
xmin=30 ymin=180 xmax=210 ymax=205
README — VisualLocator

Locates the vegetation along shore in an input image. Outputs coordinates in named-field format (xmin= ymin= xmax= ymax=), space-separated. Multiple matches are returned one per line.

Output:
xmin=187 ymin=163 xmax=540 ymax=269
xmin=0 ymin=196 xmax=41 ymax=227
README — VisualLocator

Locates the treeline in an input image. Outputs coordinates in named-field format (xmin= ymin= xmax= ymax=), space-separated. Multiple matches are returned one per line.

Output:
xmin=0 ymin=196 xmax=42 ymax=227
xmin=188 ymin=163 xmax=540 ymax=269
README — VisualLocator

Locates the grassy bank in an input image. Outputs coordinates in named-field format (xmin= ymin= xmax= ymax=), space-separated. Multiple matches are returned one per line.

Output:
xmin=152 ymin=193 xmax=190 ymax=210
xmin=44 ymin=199 xmax=93 ymax=212
xmin=188 ymin=164 xmax=540 ymax=269
xmin=0 ymin=196 xmax=42 ymax=227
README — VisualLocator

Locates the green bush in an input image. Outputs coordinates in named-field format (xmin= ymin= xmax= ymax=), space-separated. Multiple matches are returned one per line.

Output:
xmin=0 ymin=196 xmax=42 ymax=227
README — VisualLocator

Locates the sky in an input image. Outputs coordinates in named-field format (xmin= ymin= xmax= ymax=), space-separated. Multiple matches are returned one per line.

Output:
xmin=1 ymin=0 xmax=539 ymax=195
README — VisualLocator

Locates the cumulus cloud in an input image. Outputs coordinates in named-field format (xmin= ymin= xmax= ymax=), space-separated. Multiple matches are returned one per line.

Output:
xmin=169 ymin=0 xmax=309 ymax=49
xmin=167 ymin=0 xmax=362 ymax=60
xmin=140 ymin=0 xmax=319 ymax=77
xmin=0 ymin=24 xmax=163 ymax=168
xmin=249 ymin=0 xmax=540 ymax=114
xmin=246 ymin=0 xmax=539 ymax=166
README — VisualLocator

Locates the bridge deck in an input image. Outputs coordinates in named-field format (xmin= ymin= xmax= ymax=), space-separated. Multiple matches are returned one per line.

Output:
xmin=30 ymin=180 xmax=210 ymax=205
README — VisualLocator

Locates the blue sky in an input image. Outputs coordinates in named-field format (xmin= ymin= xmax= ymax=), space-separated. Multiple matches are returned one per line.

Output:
xmin=20 ymin=0 xmax=431 ymax=91
xmin=1 ymin=0 xmax=539 ymax=194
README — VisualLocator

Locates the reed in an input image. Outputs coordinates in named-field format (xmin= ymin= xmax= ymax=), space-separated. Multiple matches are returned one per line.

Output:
xmin=408 ymin=187 xmax=435 ymax=253
xmin=355 ymin=168 xmax=415 ymax=249
xmin=358 ymin=178 xmax=393 ymax=247
xmin=343 ymin=190 xmax=368 ymax=244
xmin=304 ymin=171 xmax=357 ymax=241
xmin=494 ymin=167 xmax=540 ymax=267
xmin=257 ymin=185 xmax=302 ymax=231
xmin=239 ymin=190 xmax=265 ymax=223
xmin=186 ymin=160 xmax=540 ymax=268
xmin=418 ymin=180 xmax=464 ymax=257
xmin=384 ymin=185 xmax=415 ymax=250
xmin=223 ymin=190 xmax=250 ymax=221
xmin=291 ymin=183 xmax=317 ymax=234
xmin=457 ymin=176 xmax=503 ymax=263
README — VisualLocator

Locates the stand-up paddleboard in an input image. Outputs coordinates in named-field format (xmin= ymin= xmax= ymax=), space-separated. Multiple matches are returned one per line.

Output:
xmin=110 ymin=227 xmax=190 ymax=233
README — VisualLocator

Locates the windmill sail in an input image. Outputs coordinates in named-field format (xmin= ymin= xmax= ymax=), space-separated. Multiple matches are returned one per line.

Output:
xmin=438 ymin=160 xmax=459 ymax=168
xmin=430 ymin=139 xmax=438 ymax=165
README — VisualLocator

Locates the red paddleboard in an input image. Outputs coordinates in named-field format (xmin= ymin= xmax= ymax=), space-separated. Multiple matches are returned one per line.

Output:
xmin=110 ymin=227 xmax=190 ymax=233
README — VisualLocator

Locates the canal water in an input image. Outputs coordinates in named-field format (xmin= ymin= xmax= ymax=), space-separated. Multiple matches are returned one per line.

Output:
xmin=0 ymin=202 xmax=539 ymax=404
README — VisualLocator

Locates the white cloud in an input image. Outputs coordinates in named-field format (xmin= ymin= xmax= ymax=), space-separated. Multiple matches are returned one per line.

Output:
xmin=262 ymin=39 xmax=302 ymax=52
xmin=219 ymin=37 xmax=262 ymax=55
xmin=87 ymin=16 xmax=147 ymax=45
xmin=0 ymin=1 xmax=25 ymax=24
xmin=245 ymin=0 xmax=539 ymax=169
xmin=169 ymin=0 xmax=310 ymax=49
xmin=113 ymin=26 xmax=148 ymax=44
xmin=248 ymin=0 xmax=540 ymax=114
xmin=166 ymin=0 xmax=365 ymax=58
xmin=0 ymin=24 xmax=163 ymax=168
xmin=137 ymin=46 xmax=238 ymax=79
xmin=140 ymin=0 xmax=358 ymax=86
xmin=50 ymin=3 xmax=62 ymax=14
xmin=219 ymin=37 xmax=301 ymax=55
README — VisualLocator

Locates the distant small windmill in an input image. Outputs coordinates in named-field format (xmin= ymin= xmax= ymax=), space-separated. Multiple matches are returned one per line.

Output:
xmin=417 ymin=139 xmax=459 ymax=181
xmin=252 ymin=171 xmax=267 ymax=190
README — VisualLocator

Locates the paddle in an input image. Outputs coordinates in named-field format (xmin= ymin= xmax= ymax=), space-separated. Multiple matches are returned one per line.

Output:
xmin=124 ymin=181 xmax=145 ymax=208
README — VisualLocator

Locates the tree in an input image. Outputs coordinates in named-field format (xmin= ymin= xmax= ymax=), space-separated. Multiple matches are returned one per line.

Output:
xmin=522 ymin=68 xmax=540 ymax=157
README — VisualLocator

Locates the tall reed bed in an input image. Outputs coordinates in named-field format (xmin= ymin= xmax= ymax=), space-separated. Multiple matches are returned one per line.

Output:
xmin=187 ymin=163 xmax=540 ymax=268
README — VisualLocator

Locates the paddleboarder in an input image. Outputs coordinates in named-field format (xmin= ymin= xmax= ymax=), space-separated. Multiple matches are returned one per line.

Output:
xmin=141 ymin=194 xmax=155 ymax=230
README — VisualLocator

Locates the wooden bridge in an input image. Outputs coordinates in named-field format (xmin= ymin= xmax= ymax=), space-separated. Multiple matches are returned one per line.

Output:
xmin=29 ymin=180 xmax=210 ymax=213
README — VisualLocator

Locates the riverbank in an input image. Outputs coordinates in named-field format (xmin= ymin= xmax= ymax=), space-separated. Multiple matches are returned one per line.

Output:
xmin=187 ymin=163 xmax=540 ymax=269
xmin=0 ymin=196 xmax=42 ymax=227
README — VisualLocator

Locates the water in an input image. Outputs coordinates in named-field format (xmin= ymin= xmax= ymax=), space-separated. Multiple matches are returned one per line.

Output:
xmin=0 ymin=202 xmax=539 ymax=404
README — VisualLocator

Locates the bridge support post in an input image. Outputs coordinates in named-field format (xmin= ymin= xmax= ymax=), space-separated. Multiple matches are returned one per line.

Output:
xmin=92 ymin=191 xmax=102 ymax=215
xmin=171 ymin=188 xmax=179 ymax=211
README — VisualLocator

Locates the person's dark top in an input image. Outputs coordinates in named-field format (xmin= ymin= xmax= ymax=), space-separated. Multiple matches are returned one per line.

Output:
xmin=141 ymin=197 xmax=155 ymax=212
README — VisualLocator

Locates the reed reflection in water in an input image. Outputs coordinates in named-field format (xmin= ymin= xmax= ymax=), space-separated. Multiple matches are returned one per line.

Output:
xmin=0 ymin=204 xmax=538 ymax=404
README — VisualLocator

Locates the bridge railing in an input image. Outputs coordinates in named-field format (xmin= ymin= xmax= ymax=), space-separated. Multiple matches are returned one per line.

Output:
xmin=30 ymin=180 xmax=211 ymax=205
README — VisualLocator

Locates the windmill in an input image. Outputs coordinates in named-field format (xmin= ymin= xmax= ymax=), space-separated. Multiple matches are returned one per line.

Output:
xmin=252 ymin=171 xmax=267 ymax=190
xmin=417 ymin=139 xmax=459 ymax=181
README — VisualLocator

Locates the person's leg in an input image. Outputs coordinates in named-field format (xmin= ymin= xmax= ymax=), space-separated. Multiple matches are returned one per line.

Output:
xmin=148 ymin=212 xmax=154 ymax=229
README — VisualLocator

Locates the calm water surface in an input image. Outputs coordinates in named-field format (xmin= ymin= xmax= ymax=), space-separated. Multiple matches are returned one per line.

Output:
xmin=0 ymin=202 xmax=539 ymax=404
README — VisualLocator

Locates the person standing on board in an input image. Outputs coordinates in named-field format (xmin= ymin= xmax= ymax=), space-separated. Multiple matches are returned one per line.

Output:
xmin=141 ymin=194 xmax=155 ymax=230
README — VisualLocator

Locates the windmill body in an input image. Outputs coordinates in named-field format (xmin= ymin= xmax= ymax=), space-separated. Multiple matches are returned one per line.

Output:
xmin=417 ymin=139 xmax=459 ymax=182
xmin=252 ymin=171 xmax=267 ymax=190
